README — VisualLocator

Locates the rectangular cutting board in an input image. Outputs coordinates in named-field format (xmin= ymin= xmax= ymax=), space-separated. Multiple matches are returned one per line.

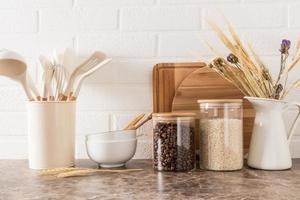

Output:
xmin=153 ymin=62 xmax=205 ymax=112
xmin=152 ymin=62 xmax=255 ymax=151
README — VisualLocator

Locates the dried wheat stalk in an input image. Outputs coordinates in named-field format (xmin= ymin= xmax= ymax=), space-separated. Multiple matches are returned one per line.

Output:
xmin=39 ymin=167 xmax=80 ymax=176
xmin=39 ymin=167 xmax=143 ymax=178
xmin=206 ymin=19 xmax=300 ymax=99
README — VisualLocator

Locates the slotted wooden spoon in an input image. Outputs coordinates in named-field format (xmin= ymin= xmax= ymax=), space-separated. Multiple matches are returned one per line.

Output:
xmin=62 ymin=51 xmax=106 ymax=100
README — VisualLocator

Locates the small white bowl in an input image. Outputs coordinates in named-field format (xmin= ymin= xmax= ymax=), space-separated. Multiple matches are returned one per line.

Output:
xmin=85 ymin=130 xmax=137 ymax=168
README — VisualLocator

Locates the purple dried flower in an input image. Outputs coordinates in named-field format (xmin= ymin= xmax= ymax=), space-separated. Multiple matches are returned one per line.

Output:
xmin=276 ymin=84 xmax=283 ymax=93
xmin=273 ymin=84 xmax=283 ymax=99
xmin=279 ymin=39 xmax=291 ymax=54
xmin=227 ymin=53 xmax=239 ymax=64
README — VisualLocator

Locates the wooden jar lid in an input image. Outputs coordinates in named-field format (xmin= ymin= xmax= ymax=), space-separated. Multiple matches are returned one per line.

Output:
xmin=152 ymin=112 xmax=196 ymax=118
xmin=197 ymin=99 xmax=243 ymax=104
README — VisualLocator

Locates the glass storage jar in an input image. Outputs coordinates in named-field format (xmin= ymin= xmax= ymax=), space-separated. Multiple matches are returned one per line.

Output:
xmin=198 ymin=99 xmax=243 ymax=171
xmin=152 ymin=113 xmax=196 ymax=172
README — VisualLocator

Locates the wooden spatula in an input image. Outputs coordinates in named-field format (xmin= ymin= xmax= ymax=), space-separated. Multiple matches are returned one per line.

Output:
xmin=62 ymin=51 xmax=106 ymax=100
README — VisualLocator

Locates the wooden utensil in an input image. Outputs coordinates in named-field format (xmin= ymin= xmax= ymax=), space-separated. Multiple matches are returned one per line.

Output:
xmin=54 ymin=65 xmax=67 ymax=101
xmin=172 ymin=66 xmax=255 ymax=150
xmin=153 ymin=62 xmax=205 ymax=112
xmin=63 ymin=51 xmax=107 ymax=100
xmin=124 ymin=113 xmax=145 ymax=130
xmin=0 ymin=50 xmax=39 ymax=100
xmin=70 ymin=58 xmax=112 ymax=100
xmin=134 ymin=113 xmax=153 ymax=130
xmin=52 ymin=50 xmax=68 ymax=101
xmin=27 ymin=74 xmax=41 ymax=100
xmin=39 ymin=56 xmax=55 ymax=101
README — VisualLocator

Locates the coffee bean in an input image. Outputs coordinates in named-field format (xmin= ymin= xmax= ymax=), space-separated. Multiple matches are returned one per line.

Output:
xmin=153 ymin=122 xmax=195 ymax=172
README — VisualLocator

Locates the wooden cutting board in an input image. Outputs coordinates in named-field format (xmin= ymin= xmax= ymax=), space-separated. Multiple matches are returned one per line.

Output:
xmin=152 ymin=62 xmax=206 ymax=112
xmin=172 ymin=66 xmax=255 ymax=150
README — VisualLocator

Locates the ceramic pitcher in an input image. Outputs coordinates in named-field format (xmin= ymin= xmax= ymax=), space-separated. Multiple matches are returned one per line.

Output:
xmin=245 ymin=97 xmax=300 ymax=170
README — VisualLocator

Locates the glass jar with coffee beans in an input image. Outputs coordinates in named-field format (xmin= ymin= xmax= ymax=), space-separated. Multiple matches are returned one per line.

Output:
xmin=152 ymin=113 xmax=196 ymax=172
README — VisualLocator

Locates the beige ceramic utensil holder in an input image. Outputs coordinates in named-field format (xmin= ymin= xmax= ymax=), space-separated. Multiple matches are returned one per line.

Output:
xmin=27 ymin=101 xmax=76 ymax=169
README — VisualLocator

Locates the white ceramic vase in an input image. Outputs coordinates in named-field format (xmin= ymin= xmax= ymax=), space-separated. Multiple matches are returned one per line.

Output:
xmin=245 ymin=97 xmax=300 ymax=170
xmin=27 ymin=101 xmax=76 ymax=169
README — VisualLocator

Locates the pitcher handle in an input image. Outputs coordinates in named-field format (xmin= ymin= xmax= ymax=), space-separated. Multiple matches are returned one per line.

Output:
xmin=286 ymin=102 xmax=300 ymax=144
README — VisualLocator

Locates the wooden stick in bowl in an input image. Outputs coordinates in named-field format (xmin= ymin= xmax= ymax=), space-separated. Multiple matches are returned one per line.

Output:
xmin=134 ymin=113 xmax=152 ymax=130
xmin=124 ymin=113 xmax=145 ymax=130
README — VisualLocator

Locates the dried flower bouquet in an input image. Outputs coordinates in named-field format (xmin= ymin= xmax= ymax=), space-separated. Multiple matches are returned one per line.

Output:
xmin=207 ymin=20 xmax=300 ymax=100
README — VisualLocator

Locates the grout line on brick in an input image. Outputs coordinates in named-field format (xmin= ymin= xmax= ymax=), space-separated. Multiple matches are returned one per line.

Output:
xmin=119 ymin=8 xmax=123 ymax=31
xmin=154 ymin=34 xmax=159 ymax=58
xmin=116 ymin=9 xmax=120 ymax=31
xmin=200 ymin=7 xmax=206 ymax=30
xmin=108 ymin=113 xmax=112 ymax=131
xmin=73 ymin=36 xmax=78 ymax=51
xmin=36 ymin=10 xmax=40 ymax=33
xmin=287 ymin=4 xmax=291 ymax=29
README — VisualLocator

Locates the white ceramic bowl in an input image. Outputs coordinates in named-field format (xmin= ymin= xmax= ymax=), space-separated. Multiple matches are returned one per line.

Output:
xmin=85 ymin=130 xmax=137 ymax=168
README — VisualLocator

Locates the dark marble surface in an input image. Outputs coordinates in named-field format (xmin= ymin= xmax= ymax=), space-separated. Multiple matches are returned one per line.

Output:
xmin=0 ymin=159 xmax=300 ymax=200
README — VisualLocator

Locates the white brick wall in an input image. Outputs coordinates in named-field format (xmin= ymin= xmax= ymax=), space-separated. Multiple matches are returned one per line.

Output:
xmin=0 ymin=10 xmax=37 ymax=33
xmin=120 ymin=6 xmax=202 ymax=31
xmin=1 ymin=0 xmax=300 ymax=159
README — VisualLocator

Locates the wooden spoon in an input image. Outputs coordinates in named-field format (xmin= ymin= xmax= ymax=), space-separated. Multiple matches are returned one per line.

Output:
xmin=0 ymin=50 xmax=39 ymax=100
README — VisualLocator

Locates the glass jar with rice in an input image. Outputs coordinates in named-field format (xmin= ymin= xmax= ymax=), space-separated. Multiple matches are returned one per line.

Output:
xmin=198 ymin=99 xmax=243 ymax=171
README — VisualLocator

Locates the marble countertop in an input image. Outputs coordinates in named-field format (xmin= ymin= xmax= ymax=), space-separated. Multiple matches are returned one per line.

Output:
xmin=1 ymin=159 xmax=300 ymax=200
